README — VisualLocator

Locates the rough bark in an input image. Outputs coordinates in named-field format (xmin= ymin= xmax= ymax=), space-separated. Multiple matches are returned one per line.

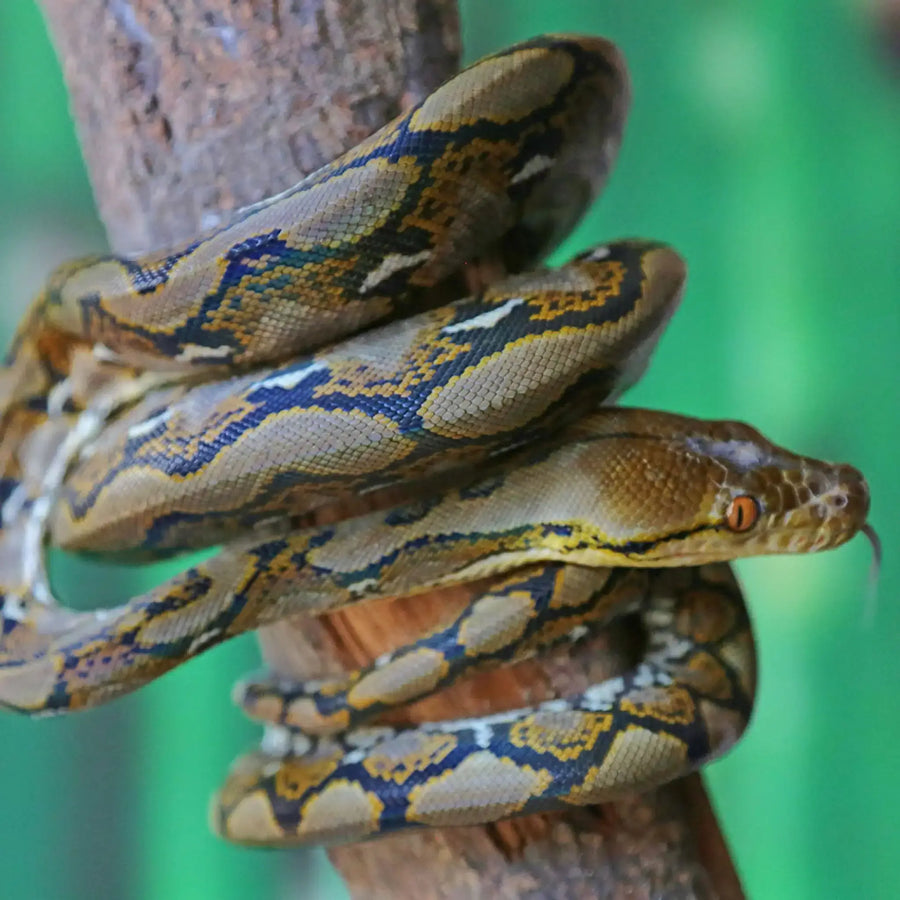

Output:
xmin=41 ymin=0 xmax=460 ymax=253
xmin=38 ymin=1 xmax=745 ymax=896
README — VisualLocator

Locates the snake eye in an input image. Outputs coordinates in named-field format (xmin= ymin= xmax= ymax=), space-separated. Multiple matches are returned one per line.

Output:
xmin=726 ymin=496 xmax=759 ymax=532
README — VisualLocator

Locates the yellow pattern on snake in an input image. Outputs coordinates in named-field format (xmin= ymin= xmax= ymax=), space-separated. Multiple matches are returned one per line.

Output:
xmin=0 ymin=36 xmax=871 ymax=846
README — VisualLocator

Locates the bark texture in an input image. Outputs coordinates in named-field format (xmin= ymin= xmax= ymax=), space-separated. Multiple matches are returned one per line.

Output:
xmin=38 ymin=1 xmax=745 ymax=896
xmin=41 ymin=0 xmax=460 ymax=252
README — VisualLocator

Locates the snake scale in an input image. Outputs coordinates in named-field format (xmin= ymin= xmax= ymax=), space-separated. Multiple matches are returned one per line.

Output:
xmin=0 ymin=35 xmax=871 ymax=846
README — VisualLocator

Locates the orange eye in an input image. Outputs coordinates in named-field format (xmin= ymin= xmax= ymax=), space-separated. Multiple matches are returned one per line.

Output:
xmin=726 ymin=496 xmax=759 ymax=532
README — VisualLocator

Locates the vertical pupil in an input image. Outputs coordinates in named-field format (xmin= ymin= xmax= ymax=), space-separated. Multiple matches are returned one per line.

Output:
xmin=735 ymin=504 xmax=744 ymax=528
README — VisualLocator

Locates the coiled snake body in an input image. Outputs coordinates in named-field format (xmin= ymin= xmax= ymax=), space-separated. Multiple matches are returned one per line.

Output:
xmin=0 ymin=36 xmax=870 ymax=845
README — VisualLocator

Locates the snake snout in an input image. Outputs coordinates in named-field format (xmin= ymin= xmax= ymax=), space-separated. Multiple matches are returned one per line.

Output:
xmin=799 ymin=462 xmax=870 ymax=552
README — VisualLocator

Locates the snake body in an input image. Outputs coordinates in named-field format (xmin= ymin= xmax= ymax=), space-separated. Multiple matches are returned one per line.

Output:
xmin=0 ymin=35 xmax=870 ymax=846
xmin=4 ymin=35 xmax=626 ymax=383
xmin=49 ymin=241 xmax=685 ymax=554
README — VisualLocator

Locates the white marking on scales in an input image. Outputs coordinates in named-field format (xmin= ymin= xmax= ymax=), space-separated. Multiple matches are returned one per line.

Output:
xmin=1 ymin=594 xmax=26 ymax=623
xmin=359 ymin=250 xmax=432 ymax=294
xmin=510 ymin=154 xmax=554 ymax=185
xmin=187 ymin=627 xmax=222 ymax=656
xmin=251 ymin=361 xmax=327 ymax=392
xmin=580 ymin=676 xmax=625 ymax=711
xmin=174 ymin=343 xmax=234 ymax=363
xmin=127 ymin=408 xmax=172 ymax=441
xmin=685 ymin=437 xmax=769 ymax=470
xmin=261 ymin=725 xmax=292 ymax=756
xmin=46 ymin=379 xmax=73 ymax=419
xmin=585 ymin=245 xmax=611 ymax=261
xmin=92 ymin=343 xmax=123 ymax=364
xmin=345 ymin=577 xmax=379 ymax=597
xmin=1 ymin=482 xmax=29 ymax=526
xmin=567 ymin=624 xmax=590 ymax=643
xmin=430 ymin=708 xmax=519 ymax=747
xmin=441 ymin=297 xmax=524 ymax=335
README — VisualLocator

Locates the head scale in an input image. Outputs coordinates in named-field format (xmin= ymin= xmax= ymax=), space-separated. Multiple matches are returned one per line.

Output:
xmin=577 ymin=409 xmax=870 ymax=566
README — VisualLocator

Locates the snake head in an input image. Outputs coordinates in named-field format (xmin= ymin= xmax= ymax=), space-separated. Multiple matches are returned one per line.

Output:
xmin=575 ymin=408 xmax=870 ymax=565
xmin=681 ymin=419 xmax=869 ymax=559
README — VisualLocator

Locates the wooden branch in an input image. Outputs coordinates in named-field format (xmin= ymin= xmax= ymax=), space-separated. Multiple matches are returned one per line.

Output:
xmin=38 ymin=1 xmax=745 ymax=896
xmin=40 ymin=0 xmax=460 ymax=253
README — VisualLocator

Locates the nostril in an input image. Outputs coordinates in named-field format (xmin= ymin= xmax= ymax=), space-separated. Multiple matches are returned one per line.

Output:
xmin=831 ymin=495 xmax=848 ymax=508
xmin=807 ymin=476 xmax=825 ymax=496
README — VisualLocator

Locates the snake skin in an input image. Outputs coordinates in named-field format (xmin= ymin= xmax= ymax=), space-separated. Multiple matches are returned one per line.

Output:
xmin=48 ymin=241 xmax=685 ymax=554
xmin=0 ymin=35 xmax=871 ymax=846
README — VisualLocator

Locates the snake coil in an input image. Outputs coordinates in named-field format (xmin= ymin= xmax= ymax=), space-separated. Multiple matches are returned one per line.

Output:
xmin=0 ymin=35 xmax=870 ymax=845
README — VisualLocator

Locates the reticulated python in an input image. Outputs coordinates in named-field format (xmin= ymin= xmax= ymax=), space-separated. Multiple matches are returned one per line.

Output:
xmin=0 ymin=35 xmax=872 ymax=845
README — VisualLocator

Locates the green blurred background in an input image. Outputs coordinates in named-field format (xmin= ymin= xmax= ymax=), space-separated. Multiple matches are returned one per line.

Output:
xmin=0 ymin=2 xmax=897 ymax=898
